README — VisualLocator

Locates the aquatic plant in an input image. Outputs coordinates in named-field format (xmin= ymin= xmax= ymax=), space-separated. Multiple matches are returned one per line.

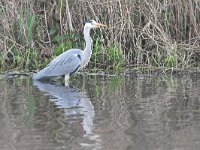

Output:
xmin=88 ymin=39 xmax=124 ymax=72
xmin=0 ymin=0 xmax=200 ymax=72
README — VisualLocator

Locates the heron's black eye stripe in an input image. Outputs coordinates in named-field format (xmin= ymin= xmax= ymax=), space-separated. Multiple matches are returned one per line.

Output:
xmin=85 ymin=20 xmax=93 ymax=24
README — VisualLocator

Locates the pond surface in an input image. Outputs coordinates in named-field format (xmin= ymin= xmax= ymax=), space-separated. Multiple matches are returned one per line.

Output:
xmin=0 ymin=72 xmax=200 ymax=150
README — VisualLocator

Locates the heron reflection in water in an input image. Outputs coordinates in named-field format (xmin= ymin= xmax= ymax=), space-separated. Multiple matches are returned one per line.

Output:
xmin=33 ymin=80 xmax=95 ymax=135
xmin=33 ymin=20 xmax=107 ymax=86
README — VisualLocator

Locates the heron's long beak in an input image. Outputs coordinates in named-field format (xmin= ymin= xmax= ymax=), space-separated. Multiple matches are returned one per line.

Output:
xmin=95 ymin=23 xmax=107 ymax=28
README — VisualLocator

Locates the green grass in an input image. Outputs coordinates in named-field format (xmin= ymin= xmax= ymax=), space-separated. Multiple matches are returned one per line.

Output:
xmin=1 ymin=0 xmax=200 ymax=72
xmin=91 ymin=39 xmax=124 ymax=72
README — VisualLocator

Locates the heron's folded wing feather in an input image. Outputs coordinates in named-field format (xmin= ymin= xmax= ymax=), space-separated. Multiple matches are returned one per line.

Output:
xmin=33 ymin=53 xmax=81 ymax=80
xmin=45 ymin=54 xmax=81 ymax=76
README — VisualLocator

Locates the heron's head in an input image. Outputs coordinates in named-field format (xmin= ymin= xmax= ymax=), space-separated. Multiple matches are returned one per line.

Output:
xmin=84 ymin=20 xmax=107 ymax=29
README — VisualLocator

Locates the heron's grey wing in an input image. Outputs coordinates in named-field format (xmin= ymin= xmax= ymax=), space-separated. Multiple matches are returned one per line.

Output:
xmin=48 ymin=53 xmax=81 ymax=76
xmin=33 ymin=52 xmax=81 ymax=80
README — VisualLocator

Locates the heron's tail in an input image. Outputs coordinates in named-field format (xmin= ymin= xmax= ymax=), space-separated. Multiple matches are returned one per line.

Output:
xmin=32 ymin=68 xmax=47 ymax=80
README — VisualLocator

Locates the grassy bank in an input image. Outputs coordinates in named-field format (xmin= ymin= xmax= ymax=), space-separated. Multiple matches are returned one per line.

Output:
xmin=0 ymin=0 xmax=200 ymax=72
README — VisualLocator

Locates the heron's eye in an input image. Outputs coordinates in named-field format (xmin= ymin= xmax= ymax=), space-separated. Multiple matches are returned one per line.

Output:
xmin=84 ymin=20 xmax=96 ymax=26
xmin=91 ymin=20 xmax=96 ymax=25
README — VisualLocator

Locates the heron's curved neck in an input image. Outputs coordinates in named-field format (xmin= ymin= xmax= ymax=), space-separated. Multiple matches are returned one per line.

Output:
xmin=83 ymin=27 xmax=92 ymax=52
xmin=82 ymin=27 xmax=93 ymax=67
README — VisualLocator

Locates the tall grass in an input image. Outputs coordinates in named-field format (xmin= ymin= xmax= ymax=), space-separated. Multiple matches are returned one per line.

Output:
xmin=0 ymin=0 xmax=200 ymax=71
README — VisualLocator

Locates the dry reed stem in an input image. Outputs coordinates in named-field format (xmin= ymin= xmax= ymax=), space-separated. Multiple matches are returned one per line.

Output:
xmin=0 ymin=0 xmax=200 ymax=70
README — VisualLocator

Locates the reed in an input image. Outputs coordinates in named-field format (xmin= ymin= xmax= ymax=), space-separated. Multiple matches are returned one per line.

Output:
xmin=0 ymin=0 xmax=199 ymax=71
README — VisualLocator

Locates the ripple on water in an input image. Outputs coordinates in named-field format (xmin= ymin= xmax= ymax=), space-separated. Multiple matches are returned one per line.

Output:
xmin=0 ymin=74 xmax=200 ymax=150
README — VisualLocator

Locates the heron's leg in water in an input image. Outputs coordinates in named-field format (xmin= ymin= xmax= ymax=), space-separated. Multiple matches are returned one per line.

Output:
xmin=64 ymin=74 xmax=70 ymax=86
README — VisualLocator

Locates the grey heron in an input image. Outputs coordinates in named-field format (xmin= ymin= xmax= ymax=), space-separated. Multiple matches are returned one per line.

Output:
xmin=33 ymin=20 xmax=107 ymax=85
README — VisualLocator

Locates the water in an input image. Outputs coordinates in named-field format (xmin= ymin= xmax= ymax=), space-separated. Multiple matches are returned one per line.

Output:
xmin=0 ymin=73 xmax=200 ymax=150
